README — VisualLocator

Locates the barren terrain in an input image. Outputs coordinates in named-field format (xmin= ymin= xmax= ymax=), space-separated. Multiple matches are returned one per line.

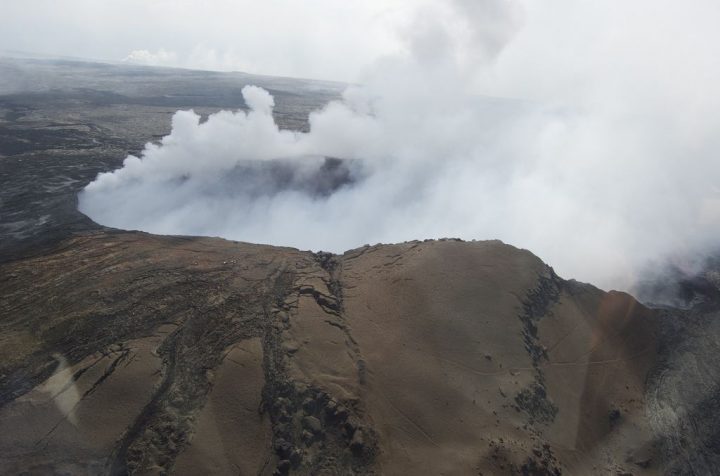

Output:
xmin=1 ymin=57 xmax=720 ymax=475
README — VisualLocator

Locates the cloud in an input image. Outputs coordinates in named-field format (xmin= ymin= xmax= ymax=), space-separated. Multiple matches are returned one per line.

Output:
xmin=121 ymin=46 xmax=261 ymax=74
xmin=123 ymin=48 xmax=177 ymax=67
xmin=79 ymin=0 xmax=720 ymax=293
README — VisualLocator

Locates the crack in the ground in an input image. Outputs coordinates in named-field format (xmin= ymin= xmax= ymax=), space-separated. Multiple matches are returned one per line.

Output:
xmin=260 ymin=255 xmax=378 ymax=475
xmin=514 ymin=266 xmax=562 ymax=425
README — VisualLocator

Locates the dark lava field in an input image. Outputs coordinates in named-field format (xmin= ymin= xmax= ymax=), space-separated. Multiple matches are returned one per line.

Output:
xmin=0 ymin=56 xmax=343 ymax=260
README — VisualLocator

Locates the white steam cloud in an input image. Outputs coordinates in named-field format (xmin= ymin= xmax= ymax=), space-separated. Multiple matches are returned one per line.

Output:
xmin=80 ymin=0 xmax=720 ymax=291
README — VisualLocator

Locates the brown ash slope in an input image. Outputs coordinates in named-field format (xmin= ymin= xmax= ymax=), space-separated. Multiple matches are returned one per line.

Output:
xmin=1 ymin=231 xmax=660 ymax=475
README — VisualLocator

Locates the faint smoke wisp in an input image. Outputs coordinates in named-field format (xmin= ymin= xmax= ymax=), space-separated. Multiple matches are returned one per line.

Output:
xmin=79 ymin=0 xmax=720 ymax=292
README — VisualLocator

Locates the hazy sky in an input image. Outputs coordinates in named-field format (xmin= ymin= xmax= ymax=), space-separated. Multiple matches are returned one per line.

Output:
xmin=0 ymin=0 xmax=421 ymax=81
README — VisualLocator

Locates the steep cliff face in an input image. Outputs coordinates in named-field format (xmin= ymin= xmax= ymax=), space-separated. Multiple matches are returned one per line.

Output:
xmin=0 ymin=231 xmax=662 ymax=475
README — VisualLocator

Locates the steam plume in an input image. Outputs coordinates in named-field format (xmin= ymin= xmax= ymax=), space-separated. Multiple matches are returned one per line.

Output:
xmin=80 ymin=0 xmax=720 ymax=292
